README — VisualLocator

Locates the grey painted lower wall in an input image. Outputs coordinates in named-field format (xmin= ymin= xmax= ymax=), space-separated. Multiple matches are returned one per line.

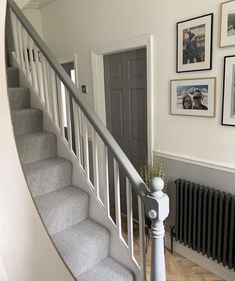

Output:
xmin=161 ymin=156 xmax=235 ymax=280
xmin=161 ymin=156 xmax=235 ymax=232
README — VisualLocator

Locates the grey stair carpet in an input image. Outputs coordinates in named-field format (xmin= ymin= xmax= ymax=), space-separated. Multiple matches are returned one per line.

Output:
xmin=35 ymin=186 xmax=89 ymax=235
xmin=7 ymin=67 xmax=19 ymax=87
xmin=23 ymin=157 xmax=72 ymax=197
xmin=16 ymin=131 xmax=57 ymax=164
xmin=7 ymin=67 xmax=134 ymax=281
xmin=8 ymin=88 xmax=30 ymax=109
xmin=12 ymin=108 xmax=43 ymax=136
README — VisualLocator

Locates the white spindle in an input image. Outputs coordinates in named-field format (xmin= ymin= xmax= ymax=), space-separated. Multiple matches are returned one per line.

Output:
xmin=114 ymin=159 xmax=122 ymax=237
xmin=28 ymin=37 xmax=37 ymax=92
xmin=34 ymin=45 xmax=43 ymax=101
xmin=41 ymin=57 xmax=50 ymax=112
xmin=138 ymin=196 xmax=147 ymax=280
xmin=126 ymin=178 xmax=134 ymax=259
xmin=56 ymin=78 xmax=65 ymax=137
xmin=74 ymin=53 xmax=79 ymax=89
xmin=104 ymin=146 xmax=110 ymax=216
xmin=73 ymin=102 xmax=82 ymax=166
xmin=82 ymin=114 xmax=90 ymax=181
xmin=16 ymin=20 xmax=25 ymax=70
xmin=50 ymin=68 xmax=59 ymax=127
xmin=92 ymin=127 xmax=99 ymax=197
xmin=22 ymin=28 xmax=30 ymax=80
xmin=65 ymin=89 xmax=73 ymax=150
xmin=10 ymin=11 xmax=20 ymax=63
xmin=45 ymin=62 xmax=54 ymax=116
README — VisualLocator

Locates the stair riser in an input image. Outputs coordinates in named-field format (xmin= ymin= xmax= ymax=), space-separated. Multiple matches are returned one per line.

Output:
xmin=8 ymin=88 xmax=30 ymax=109
xmin=35 ymin=186 xmax=89 ymax=235
xmin=12 ymin=109 xmax=43 ymax=136
xmin=16 ymin=133 xmax=57 ymax=164
xmin=7 ymin=68 xmax=19 ymax=87
xmin=24 ymin=160 xmax=73 ymax=197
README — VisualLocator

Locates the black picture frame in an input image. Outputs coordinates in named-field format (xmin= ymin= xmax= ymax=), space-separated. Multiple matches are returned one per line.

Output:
xmin=176 ymin=13 xmax=213 ymax=73
xmin=222 ymin=55 xmax=235 ymax=126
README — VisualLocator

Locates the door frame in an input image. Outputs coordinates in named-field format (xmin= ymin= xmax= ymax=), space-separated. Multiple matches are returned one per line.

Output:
xmin=91 ymin=34 xmax=154 ymax=161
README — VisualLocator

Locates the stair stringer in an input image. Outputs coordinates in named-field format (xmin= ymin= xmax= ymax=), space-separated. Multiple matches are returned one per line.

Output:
xmin=13 ymin=55 xmax=142 ymax=281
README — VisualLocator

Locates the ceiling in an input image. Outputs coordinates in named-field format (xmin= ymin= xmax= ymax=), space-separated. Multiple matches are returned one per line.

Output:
xmin=23 ymin=0 xmax=55 ymax=10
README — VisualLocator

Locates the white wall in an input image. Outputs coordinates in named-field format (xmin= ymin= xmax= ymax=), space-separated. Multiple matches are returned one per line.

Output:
xmin=39 ymin=0 xmax=235 ymax=169
xmin=23 ymin=7 xmax=43 ymax=37
xmin=15 ymin=0 xmax=31 ymax=9
xmin=1 ymin=1 xmax=74 ymax=280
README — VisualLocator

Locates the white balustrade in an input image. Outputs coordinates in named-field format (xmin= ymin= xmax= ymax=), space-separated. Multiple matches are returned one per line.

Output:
xmin=8 ymin=4 xmax=169 ymax=280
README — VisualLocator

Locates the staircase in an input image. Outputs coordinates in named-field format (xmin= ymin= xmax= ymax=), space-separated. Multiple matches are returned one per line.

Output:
xmin=5 ymin=1 xmax=170 ymax=280
xmin=7 ymin=66 xmax=134 ymax=281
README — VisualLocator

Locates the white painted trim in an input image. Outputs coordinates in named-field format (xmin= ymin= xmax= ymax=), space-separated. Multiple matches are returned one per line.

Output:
xmin=165 ymin=232 xmax=235 ymax=281
xmin=91 ymin=34 xmax=154 ymax=160
xmin=0 ymin=258 xmax=8 ymax=281
xmin=157 ymin=149 xmax=235 ymax=174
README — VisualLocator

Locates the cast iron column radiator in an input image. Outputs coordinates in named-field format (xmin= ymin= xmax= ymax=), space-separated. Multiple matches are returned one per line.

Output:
xmin=174 ymin=178 xmax=235 ymax=270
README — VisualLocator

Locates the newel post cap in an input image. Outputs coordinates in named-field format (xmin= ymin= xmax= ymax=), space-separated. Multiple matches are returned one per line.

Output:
xmin=151 ymin=177 xmax=164 ymax=195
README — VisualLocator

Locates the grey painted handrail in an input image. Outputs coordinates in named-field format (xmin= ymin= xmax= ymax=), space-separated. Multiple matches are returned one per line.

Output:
xmin=7 ymin=0 xmax=149 ymax=200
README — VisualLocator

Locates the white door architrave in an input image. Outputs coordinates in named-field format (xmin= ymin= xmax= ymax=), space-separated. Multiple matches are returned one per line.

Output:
xmin=91 ymin=34 xmax=154 ymax=160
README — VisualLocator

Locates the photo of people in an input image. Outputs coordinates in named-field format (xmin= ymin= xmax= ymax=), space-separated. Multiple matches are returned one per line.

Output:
xmin=182 ymin=24 xmax=205 ymax=65
xmin=227 ymin=12 xmax=235 ymax=37
xmin=176 ymin=85 xmax=208 ymax=110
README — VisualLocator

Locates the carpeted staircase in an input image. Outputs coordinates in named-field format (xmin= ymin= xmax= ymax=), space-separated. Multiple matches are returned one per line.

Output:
xmin=7 ymin=66 xmax=134 ymax=281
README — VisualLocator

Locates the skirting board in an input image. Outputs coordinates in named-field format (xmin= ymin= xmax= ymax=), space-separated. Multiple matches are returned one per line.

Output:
xmin=165 ymin=232 xmax=235 ymax=281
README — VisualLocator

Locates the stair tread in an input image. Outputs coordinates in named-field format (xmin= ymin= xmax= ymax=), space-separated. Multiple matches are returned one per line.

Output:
xmin=53 ymin=219 xmax=110 ymax=277
xmin=12 ymin=108 xmax=43 ymax=135
xmin=34 ymin=185 xmax=89 ymax=235
xmin=23 ymin=157 xmax=72 ymax=197
xmin=77 ymin=257 xmax=134 ymax=281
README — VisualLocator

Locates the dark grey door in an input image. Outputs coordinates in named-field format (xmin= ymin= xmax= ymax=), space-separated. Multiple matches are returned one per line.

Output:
xmin=104 ymin=48 xmax=147 ymax=216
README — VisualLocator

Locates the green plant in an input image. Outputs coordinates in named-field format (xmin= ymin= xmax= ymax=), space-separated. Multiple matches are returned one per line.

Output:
xmin=140 ymin=152 xmax=167 ymax=192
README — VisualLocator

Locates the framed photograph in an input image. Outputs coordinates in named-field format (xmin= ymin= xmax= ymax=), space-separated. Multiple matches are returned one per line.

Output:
xmin=222 ymin=55 xmax=235 ymax=125
xmin=176 ymin=14 xmax=213 ymax=73
xmin=170 ymin=78 xmax=216 ymax=117
xmin=220 ymin=0 xmax=235 ymax=47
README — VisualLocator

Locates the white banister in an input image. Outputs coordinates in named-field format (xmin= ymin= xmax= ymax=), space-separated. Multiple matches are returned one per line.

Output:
xmin=91 ymin=127 xmax=100 ymax=197
xmin=82 ymin=114 xmax=90 ymax=181
xmin=138 ymin=196 xmax=147 ymax=280
xmin=16 ymin=20 xmax=24 ymax=70
xmin=7 ymin=2 xmax=170 ymax=280
xmin=22 ymin=28 xmax=30 ymax=79
xmin=126 ymin=178 xmax=134 ymax=259
xmin=41 ymin=57 xmax=50 ymax=111
xmin=28 ymin=37 xmax=37 ymax=92
xmin=148 ymin=177 xmax=169 ymax=281
xmin=56 ymin=78 xmax=65 ymax=137
xmin=113 ymin=159 xmax=122 ymax=238
xmin=10 ymin=11 xmax=19 ymax=63
xmin=65 ymin=89 xmax=73 ymax=150
xmin=104 ymin=146 xmax=110 ymax=216
xmin=34 ymin=45 xmax=43 ymax=100
xmin=50 ymin=68 xmax=59 ymax=127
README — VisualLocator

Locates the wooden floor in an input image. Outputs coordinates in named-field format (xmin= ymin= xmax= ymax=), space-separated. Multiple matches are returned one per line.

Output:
xmin=115 ymin=212 xmax=224 ymax=281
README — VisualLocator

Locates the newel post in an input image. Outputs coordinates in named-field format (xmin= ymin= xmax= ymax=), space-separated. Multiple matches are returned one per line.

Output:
xmin=147 ymin=177 xmax=169 ymax=281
